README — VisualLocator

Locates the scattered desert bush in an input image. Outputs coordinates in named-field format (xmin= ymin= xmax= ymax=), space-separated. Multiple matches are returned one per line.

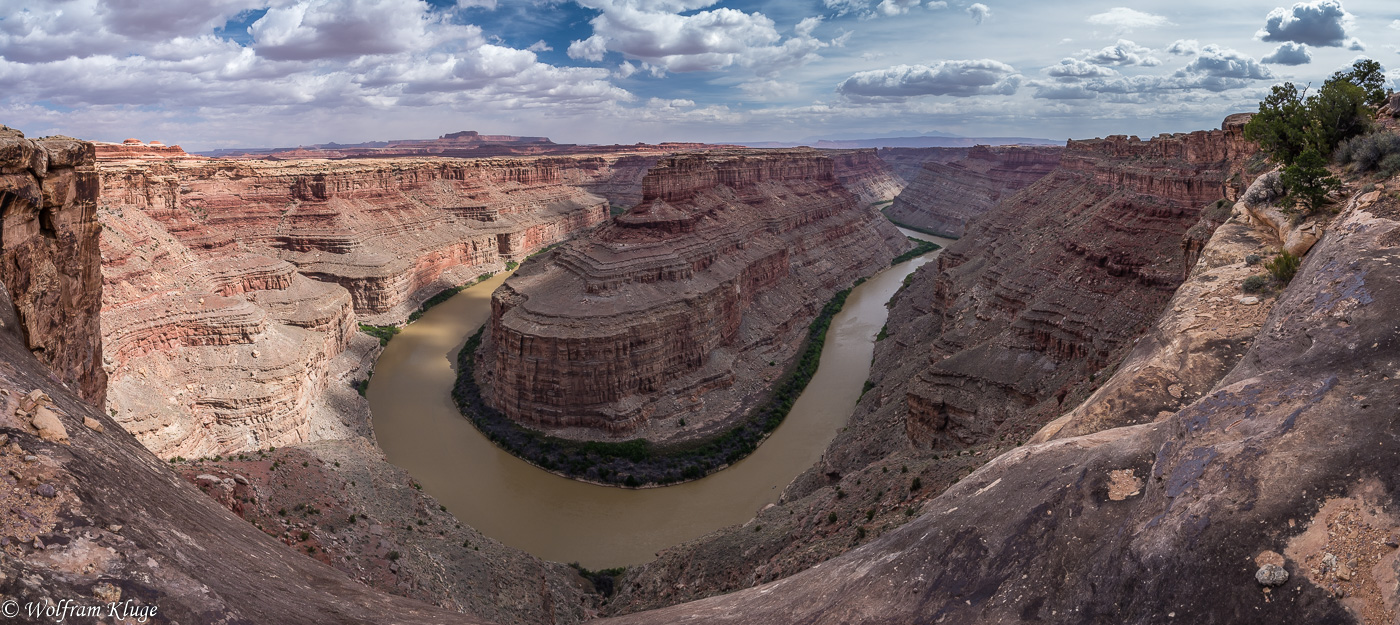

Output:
xmin=1334 ymin=131 xmax=1400 ymax=173
xmin=1242 ymin=275 xmax=1269 ymax=293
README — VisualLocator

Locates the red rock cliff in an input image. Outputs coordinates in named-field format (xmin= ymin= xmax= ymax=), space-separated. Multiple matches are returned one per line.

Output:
xmin=0 ymin=127 xmax=105 ymax=404
xmin=479 ymin=150 xmax=909 ymax=438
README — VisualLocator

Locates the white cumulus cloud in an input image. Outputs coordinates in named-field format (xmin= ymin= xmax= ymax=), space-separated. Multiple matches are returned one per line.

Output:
xmin=967 ymin=3 xmax=990 ymax=24
xmin=837 ymin=59 xmax=1020 ymax=100
xmin=1086 ymin=8 xmax=1173 ymax=33
xmin=1256 ymin=0 xmax=1361 ymax=49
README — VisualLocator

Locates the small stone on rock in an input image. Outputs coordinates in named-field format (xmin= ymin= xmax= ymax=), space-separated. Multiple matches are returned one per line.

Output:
xmin=1238 ymin=296 xmax=1260 ymax=306
xmin=83 ymin=417 xmax=104 ymax=433
xmin=35 ymin=483 xmax=56 ymax=498
xmin=1256 ymin=564 xmax=1288 ymax=587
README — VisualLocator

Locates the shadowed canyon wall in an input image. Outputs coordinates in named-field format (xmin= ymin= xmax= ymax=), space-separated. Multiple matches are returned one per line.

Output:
xmin=884 ymin=144 xmax=1064 ymax=237
xmin=480 ymin=149 xmax=908 ymax=438
xmin=904 ymin=122 xmax=1256 ymax=450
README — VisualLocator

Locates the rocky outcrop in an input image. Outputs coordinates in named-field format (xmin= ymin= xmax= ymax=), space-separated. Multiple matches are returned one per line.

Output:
xmin=826 ymin=149 xmax=905 ymax=204
xmin=0 ymin=127 xmax=105 ymax=404
xmin=97 ymin=155 xmax=614 ymax=458
xmin=479 ymin=149 xmax=908 ymax=439
xmin=883 ymin=145 xmax=1063 ymax=237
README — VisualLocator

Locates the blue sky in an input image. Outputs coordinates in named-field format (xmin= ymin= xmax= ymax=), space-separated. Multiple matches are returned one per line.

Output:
xmin=0 ymin=0 xmax=1396 ymax=149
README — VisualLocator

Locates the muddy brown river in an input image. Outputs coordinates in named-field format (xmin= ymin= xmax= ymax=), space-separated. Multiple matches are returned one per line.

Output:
xmin=370 ymin=229 xmax=952 ymax=568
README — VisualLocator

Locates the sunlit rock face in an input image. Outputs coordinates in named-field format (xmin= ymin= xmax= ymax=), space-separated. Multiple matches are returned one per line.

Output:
xmin=97 ymin=154 xmax=614 ymax=457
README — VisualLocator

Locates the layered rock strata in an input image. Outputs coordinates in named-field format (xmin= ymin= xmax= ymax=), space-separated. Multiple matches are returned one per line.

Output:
xmin=97 ymin=155 xmax=614 ymax=457
xmin=903 ymin=122 xmax=1256 ymax=450
xmin=883 ymin=144 xmax=1063 ymax=237
xmin=480 ymin=149 xmax=908 ymax=439
xmin=825 ymin=149 xmax=905 ymax=204
xmin=0 ymin=127 xmax=106 ymax=404
xmin=876 ymin=147 xmax=972 ymax=183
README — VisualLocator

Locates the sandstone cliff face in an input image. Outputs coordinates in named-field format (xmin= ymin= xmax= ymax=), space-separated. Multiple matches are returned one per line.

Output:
xmin=97 ymin=155 xmax=612 ymax=457
xmin=883 ymin=145 xmax=1063 ymax=237
xmin=100 ymin=157 xmax=609 ymax=319
xmin=480 ymin=149 xmax=908 ymax=438
xmin=0 ymin=127 xmax=105 ymax=404
xmin=825 ymin=148 xmax=905 ymax=204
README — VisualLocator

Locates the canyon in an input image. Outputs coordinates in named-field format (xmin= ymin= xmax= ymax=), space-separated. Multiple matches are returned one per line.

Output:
xmin=93 ymin=141 xmax=903 ymax=459
xmin=479 ymin=149 xmax=908 ymax=439
xmin=3 ymin=109 xmax=1399 ymax=625
xmin=883 ymin=144 xmax=1064 ymax=237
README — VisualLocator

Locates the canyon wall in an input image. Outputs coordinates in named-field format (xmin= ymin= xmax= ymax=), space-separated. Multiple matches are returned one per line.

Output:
xmin=903 ymin=122 xmax=1255 ymax=450
xmin=0 ymin=127 xmax=106 ymax=404
xmin=883 ymin=144 xmax=1063 ymax=237
xmin=97 ymin=155 xmax=614 ymax=458
xmin=876 ymin=147 xmax=972 ymax=183
xmin=479 ymin=149 xmax=908 ymax=439
xmin=825 ymin=148 xmax=905 ymax=204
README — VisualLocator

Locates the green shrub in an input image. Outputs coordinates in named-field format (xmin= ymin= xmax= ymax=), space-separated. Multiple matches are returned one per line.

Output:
xmin=1245 ymin=59 xmax=1384 ymax=166
xmin=1280 ymin=149 xmax=1340 ymax=214
xmin=1266 ymin=251 xmax=1301 ymax=285
xmin=1244 ymin=254 xmax=1262 ymax=266
xmin=1241 ymin=275 xmax=1269 ymax=293
xmin=358 ymin=323 xmax=400 ymax=346
xmin=890 ymin=237 xmax=941 ymax=266
xmin=505 ymin=260 xmax=519 ymax=271
xmin=1335 ymin=132 xmax=1400 ymax=173
xmin=876 ymin=325 xmax=888 ymax=341
xmin=910 ymin=477 xmax=922 ymax=491
xmin=827 ymin=512 xmax=837 ymax=524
